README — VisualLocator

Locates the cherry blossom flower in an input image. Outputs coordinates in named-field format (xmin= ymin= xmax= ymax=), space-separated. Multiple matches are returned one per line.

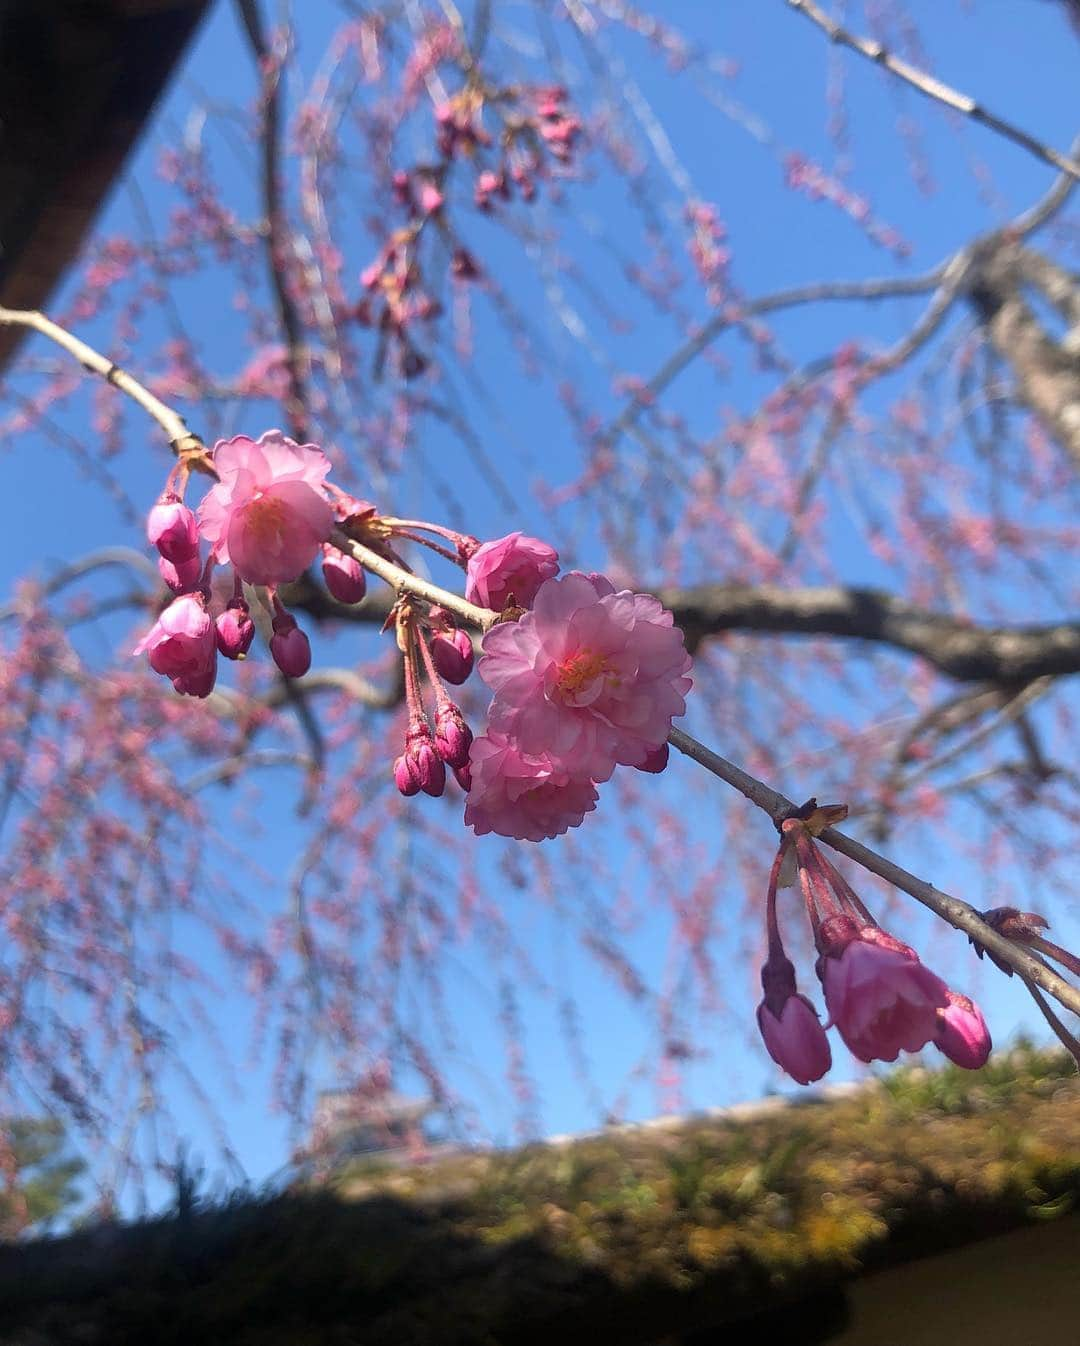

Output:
xmin=817 ymin=917 xmax=949 ymax=1064
xmin=464 ymin=732 xmax=598 ymax=841
xmin=478 ymin=572 xmax=692 ymax=781
xmin=464 ymin=531 xmax=559 ymax=612
xmin=133 ymin=592 xmax=217 ymax=697
xmin=197 ymin=430 xmax=333 ymax=585
xmin=933 ymin=990 xmax=992 ymax=1069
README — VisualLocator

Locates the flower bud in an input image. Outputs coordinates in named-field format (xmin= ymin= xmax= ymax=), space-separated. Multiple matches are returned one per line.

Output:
xmin=270 ymin=611 xmax=311 ymax=678
xmin=147 ymin=495 xmax=200 ymax=563
xmin=321 ymin=545 xmax=367 ymax=605
xmin=215 ymin=601 xmax=255 ymax=660
xmin=934 ymin=991 xmax=992 ymax=1069
xmin=394 ymin=753 xmax=421 ymax=797
xmin=453 ymin=763 xmax=472 ymax=792
xmin=434 ymin=703 xmax=472 ymax=769
xmin=158 ymin=553 xmax=203 ymax=594
xmin=395 ymin=726 xmax=446 ymax=798
xmin=430 ymin=629 xmax=474 ymax=685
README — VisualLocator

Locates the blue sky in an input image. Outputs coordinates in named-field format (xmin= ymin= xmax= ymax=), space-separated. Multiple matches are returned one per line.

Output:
xmin=1 ymin=0 xmax=1079 ymax=1209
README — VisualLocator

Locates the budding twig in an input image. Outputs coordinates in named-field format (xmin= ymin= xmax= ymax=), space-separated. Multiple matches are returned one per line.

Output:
xmin=667 ymin=725 xmax=1080 ymax=1021
xmin=331 ymin=529 xmax=499 ymax=632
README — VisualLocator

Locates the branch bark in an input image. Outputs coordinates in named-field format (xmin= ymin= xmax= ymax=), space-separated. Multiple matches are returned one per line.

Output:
xmin=657 ymin=582 xmax=1080 ymax=683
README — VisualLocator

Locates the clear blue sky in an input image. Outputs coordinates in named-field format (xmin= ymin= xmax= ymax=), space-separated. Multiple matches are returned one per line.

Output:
xmin=1 ymin=0 xmax=1078 ymax=1210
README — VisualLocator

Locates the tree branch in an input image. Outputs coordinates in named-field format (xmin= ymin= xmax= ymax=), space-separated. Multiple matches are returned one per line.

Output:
xmin=667 ymin=726 xmax=1080 ymax=1019
xmin=658 ymin=582 xmax=1080 ymax=683
xmin=0 ymin=306 xmax=211 ymax=470
xmin=787 ymin=0 xmax=1080 ymax=184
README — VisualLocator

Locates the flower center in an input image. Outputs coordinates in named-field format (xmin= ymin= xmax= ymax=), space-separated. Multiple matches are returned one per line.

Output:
xmin=243 ymin=494 xmax=288 ymax=544
xmin=556 ymin=650 xmax=608 ymax=699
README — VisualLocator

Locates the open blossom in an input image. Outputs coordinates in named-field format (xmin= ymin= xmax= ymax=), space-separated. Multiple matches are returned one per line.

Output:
xmin=464 ymin=732 xmax=598 ymax=842
xmin=133 ymin=592 xmax=217 ymax=697
xmin=465 ymin=531 xmax=559 ymax=612
xmin=197 ymin=430 xmax=333 ymax=585
xmin=934 ymin=991 xmax=992 ymax=1069
xmin=817 ymin=918 xmax=949 ymax=1064
xmin=479 ymin=572 xmax=692 ymax=781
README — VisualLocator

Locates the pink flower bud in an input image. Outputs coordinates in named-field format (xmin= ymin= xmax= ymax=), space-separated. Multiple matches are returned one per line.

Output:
xmin=133 ymin=592 xmax=217 ymax=697
xmin=270 ymin=612 xmax=311 ymax=678
xmin=413 ymin=738 xmax=446 ymax=797
xmin=396 ymin=726 xmax=446 ymax=798
xmin=419 ymin=182 xmax=444 ymax=214
xmin=434 ymin=704 xmax=472 ymax=769
xmin=158 ymin=553 xmax=203 ymax=594
xmin=430 ymin=629 xmax=474 ymax=684
xmin=321 ymin=545 xmax=367 ymax=604
xmin=756 ymin=954 xmax=832 ymax=1086
xmin=394 ymin=753 xmax=421 ymax=797
xmin=453 ymin=763 xmax=472 ymax=792
xmin=636 ymin=743 xmax=669 ymax=774
xmin=215 ymin=601 xmax=255 ymax=660
xmin=934 ymin=991 xmax=992 ymax=1069
xmin=465 ymin=532 xmax=559 ymax=611
xmin=147 ymin=495 xmax=200 ymax=563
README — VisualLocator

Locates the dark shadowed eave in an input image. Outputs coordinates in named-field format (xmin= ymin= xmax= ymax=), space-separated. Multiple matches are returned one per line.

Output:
xmin=0 ymin=0 xmax=212 ymax=368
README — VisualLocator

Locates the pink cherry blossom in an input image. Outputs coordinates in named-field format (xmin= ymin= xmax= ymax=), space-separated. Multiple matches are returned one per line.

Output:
xmin=197 ymin=430 xmax=333 ymax=585
xmin=464 ymin=531 xmax=559 ymax=611
xmin=934 ymin=990 xmax=992 ymax=1069
xmin=464 ymin=732 xmax=598 ymax=842
xmin=479 ymin=572 xmax=692 ymax=781
xmin=818 ymin=921 xmax=949 ymax=1064
xmin=757 ymin=995 xmax=832 ymax=1085
xmin=133 ymin=593 xmax=217 ymax=697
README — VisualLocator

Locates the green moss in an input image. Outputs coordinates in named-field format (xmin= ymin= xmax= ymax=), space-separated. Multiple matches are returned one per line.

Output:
xmin=2 ymin=1043 xmax=1080 ymax=1343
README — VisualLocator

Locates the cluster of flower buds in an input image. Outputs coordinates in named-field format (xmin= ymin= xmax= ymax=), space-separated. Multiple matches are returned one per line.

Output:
xmin=686 ymin=200 xmax=730 ymax=307
xmin=533 ymin=86 xmax=582 ymax=164
xmin=134 ymin=430 xmax=371 ymax=694
xmin=392 ymin=601 xmax=474 ymax=800
xmin=756 ymin=804 xmax=991 ymax=1085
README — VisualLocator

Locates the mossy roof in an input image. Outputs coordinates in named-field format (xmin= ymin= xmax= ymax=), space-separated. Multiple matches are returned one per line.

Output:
xmin=2 ymin=1043 xmax=1079 ymax=1345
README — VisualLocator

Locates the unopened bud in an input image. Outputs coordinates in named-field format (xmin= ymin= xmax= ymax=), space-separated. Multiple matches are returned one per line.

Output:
xmin=270 ymin=611 xmax=311 ymax=678
xmin=321 ymin=545 xmax=367 ymax=605
xmin=215 ymin=601 xmax=255 ymax=660
xmin=147 ymin=495 xmax=200 ymax=563
xmin=434 ymin=703 xmax=472 ymax=769
xmin=430 ymin=628 xmax=474 ymax=685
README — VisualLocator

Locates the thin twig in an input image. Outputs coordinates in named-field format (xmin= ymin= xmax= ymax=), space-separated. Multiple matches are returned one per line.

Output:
xmin=667 ymin=724 xmax=1080 ymax=1019
xmin=0 ymin=307 xmax=211 ymax=470
xmin=331 ymin=528 xmax=499 ymax=631
xmin=787 ymin=0 xmax=1080 ymax=183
